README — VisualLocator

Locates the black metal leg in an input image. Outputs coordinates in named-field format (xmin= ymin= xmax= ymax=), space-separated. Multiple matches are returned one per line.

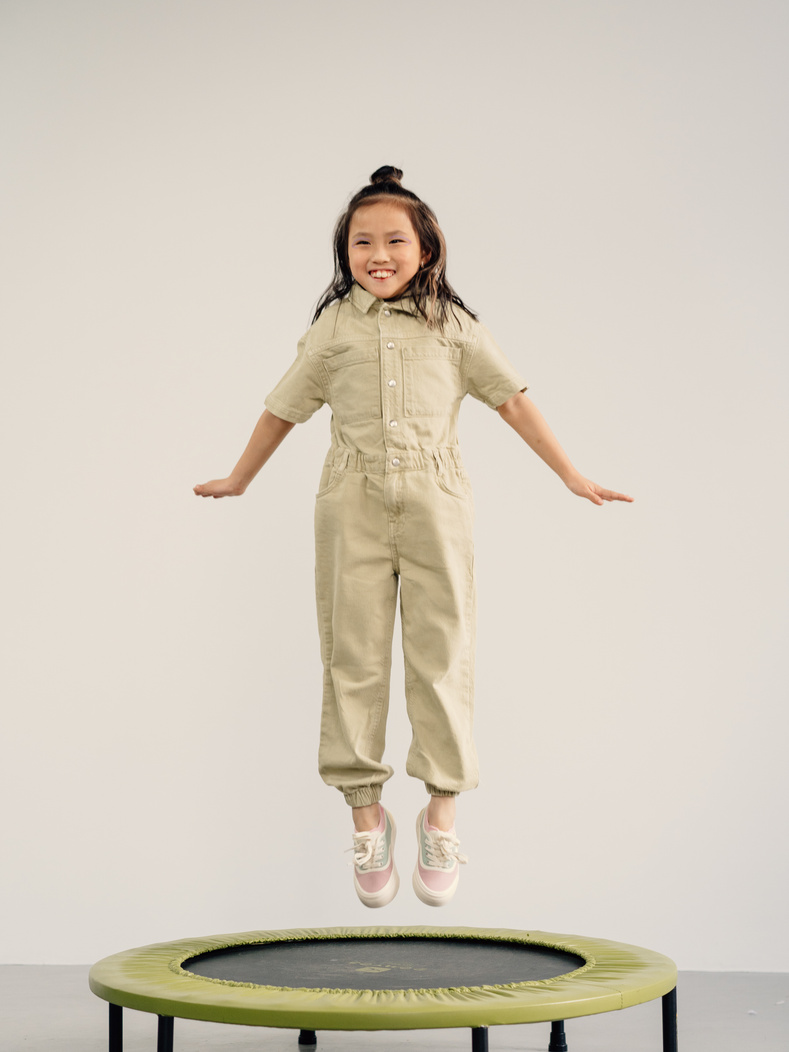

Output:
xmin=549 ymin=1020 xmax=568 ymax=1052
xmin=298 ymin=1030 xmax=317 ymax=1046
xmin=109 ymin=1003 xmax=122 ymax=1052
xmin=471 ymin=1025 xmax=489 ymax=1051
xmin=662 ymin=987 xmax=678 ymax=1052
xmin=157 ymin=1015 xmax=174 ymax=1052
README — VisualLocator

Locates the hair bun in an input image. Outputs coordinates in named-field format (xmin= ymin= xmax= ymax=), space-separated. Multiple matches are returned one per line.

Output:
xmin=370 ymin=165 xmax=403 ymax=186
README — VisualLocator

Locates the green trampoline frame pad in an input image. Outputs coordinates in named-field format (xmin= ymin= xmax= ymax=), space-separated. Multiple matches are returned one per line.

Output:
xmin=89 ymin=926 xmax=677 ymax=1031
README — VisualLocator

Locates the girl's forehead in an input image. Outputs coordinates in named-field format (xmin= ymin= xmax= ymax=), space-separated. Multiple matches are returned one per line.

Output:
xmin=350 ymin=201 xmax=416 ymax=235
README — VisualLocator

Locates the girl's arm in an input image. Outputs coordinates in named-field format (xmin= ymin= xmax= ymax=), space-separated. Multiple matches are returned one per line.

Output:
xmin=497 ymin=392 xmax=633 ymax=506
xmin=194 ymin=409 xmax=295 ymax=498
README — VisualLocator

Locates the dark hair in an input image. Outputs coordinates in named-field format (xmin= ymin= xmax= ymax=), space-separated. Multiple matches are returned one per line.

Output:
xmin=312 ymin=166 xmax=477 ymax=330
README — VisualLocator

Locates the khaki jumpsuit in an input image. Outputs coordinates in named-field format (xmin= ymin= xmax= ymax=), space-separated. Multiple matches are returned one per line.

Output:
xmin=265 ymin=284 xmax=527 ymax=807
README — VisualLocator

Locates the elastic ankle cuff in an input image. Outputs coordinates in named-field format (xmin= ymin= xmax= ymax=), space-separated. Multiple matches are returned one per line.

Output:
xmin=425 ymin=785 xmax=458 ymax=798
xmin=344 ymin=787 xmax=382 ymax=808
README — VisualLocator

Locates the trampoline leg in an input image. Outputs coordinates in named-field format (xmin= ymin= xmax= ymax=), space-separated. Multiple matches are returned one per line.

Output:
xmin=157 ymin=1015 xmax=174 ymax=1052
xmin=109 ymin=1003 xmax=122 ymax=1052
xmin=471 ymin=1025 xmax=489 ymax=1051
xmin=548 ymin=1020 xmax=568 ymax=1052
xmin=662 ymin=987 xmax=678 ymax=1052
xmin=298 ymin=1030 xmax=318 ymax=1046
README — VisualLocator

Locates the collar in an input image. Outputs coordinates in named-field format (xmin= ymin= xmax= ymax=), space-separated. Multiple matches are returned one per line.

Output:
xmin=349 ymin=282 xmax=418 ymax=316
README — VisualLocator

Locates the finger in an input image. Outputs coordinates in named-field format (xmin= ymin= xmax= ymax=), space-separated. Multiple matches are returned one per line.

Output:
xmin=581 ymin=483 xmax=604 ymax=505
xmin=600 ymin=489 xmax=634 ymax=503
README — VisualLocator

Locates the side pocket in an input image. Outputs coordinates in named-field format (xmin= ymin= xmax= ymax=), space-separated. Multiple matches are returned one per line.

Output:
xmin=433 ymin=458 xmax=471 ymax=499
xmin=316 ymin=453 xmax=349 ymax=498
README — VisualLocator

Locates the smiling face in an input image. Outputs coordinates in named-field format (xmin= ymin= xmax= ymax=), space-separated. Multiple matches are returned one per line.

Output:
xmin=348 ymin=201 xmax=429 ymax=299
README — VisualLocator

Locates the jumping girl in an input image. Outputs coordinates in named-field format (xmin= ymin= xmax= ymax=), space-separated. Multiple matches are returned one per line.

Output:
xmin=194 ymin=166 xmax=633 ymax=909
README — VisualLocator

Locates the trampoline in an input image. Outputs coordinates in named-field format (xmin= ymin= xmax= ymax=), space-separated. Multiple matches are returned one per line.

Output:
xmin=89 ymin=925 xmax=678 ymax=1051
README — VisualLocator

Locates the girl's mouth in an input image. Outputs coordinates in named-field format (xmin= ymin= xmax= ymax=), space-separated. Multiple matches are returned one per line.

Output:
xmin=369 ymin=270 xmax=395 ymax=280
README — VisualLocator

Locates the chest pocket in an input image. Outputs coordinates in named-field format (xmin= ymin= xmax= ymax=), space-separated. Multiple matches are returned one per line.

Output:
xmin=324 ymin=346 xmax=382 ymax=424
xmin=403 ymin=344 xmax=464 ymax=417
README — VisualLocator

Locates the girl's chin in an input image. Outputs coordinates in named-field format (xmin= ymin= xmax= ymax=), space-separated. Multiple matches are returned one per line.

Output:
xmin=363 ymin=278 xmax=409 ymax=298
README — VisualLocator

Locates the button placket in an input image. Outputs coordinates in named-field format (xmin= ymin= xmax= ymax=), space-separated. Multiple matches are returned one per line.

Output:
xmin=379 ymin=312 xmax=404 ymax=460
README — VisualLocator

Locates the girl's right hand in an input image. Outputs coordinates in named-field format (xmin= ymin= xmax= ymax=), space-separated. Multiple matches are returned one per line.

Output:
xmin=193 ymin=478 xmax=246 ymax=498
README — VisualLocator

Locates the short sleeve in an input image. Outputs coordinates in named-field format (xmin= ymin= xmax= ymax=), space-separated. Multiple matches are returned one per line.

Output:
xmin=465 ymin=323 xmax=528 ymax=409
xmin=264 ymin=335 xmax=326 ymax=424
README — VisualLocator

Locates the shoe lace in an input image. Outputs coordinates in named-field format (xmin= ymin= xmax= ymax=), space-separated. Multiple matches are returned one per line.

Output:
xmin=423 ymin=828 xmax=468 ymax=868
xmin=349 ymin=828 xmax=386 ymax=870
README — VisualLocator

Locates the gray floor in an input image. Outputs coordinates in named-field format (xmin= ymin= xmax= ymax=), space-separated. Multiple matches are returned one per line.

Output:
xmin=0 ymin=967 xmax=786 ymax=1051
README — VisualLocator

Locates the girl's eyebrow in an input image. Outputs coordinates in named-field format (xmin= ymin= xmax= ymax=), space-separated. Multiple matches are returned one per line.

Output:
xmin=351 ymin=230 xmax=412 ymax=239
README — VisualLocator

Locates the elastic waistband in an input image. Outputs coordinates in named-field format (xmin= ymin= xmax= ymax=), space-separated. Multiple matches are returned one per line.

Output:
xmin=326 ymin=446 xmax=463 ymax=474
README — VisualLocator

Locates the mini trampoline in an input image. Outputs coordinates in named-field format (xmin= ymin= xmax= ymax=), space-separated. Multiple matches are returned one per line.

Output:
xmin=89 ymin=926 xmax=678 ymax=1051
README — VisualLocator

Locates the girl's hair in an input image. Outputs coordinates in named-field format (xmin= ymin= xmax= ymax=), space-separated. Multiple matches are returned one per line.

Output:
xmin=312 ymin=166 xmax=477 ymax=330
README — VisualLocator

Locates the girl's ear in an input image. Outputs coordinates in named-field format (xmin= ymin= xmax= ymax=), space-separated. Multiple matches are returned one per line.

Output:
xmin=421 ymin=251 xmax=432 ymax=267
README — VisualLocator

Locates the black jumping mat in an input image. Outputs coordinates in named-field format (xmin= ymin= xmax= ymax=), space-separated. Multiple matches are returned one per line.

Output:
xmin=184 ymin=936 xmax=586 ymax=990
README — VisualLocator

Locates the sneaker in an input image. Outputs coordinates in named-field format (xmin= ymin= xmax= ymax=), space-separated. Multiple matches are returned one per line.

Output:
xmin=351 ymin=806 xmax=399 ymax=908
xmin=412 ymin=807 xmax=467 ymax=906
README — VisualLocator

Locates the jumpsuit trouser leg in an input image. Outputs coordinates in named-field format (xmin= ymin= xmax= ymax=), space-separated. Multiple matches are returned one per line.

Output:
xmin=399 ymin=457 xmax=478 ymax=797
xmin=315 ymin=467 xmax=398 ymax=808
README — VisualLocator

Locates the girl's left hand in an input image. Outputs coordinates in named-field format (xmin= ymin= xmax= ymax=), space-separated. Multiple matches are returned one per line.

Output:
xmin=565 ymin=474 xmax=634 ymax=506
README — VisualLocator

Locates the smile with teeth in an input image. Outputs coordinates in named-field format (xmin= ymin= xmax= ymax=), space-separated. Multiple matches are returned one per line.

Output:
xmin=370 ymin=269 xmax=395 ymax=279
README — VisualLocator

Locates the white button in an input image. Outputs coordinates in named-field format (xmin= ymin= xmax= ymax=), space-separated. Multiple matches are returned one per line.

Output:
xmin=386 ymin=341 xmax=395 ymax=349
xmin=389 ymin=420 xmax=398 ymax=427
xmin=392 ymin=458 xmax=400 ymax=466
xmin=384 ymin=309 xmax=391 ymax=317
xmin=388 ymin=379 xmax=396 ymax=387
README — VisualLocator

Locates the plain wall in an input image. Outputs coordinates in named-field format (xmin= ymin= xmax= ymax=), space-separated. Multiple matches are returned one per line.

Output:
xmin=1 ymin=0 xmax=787 ymax=970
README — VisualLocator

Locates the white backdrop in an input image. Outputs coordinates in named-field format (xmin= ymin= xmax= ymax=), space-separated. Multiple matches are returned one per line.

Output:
xmin=2 ymin=0 xmax=787 ymax=971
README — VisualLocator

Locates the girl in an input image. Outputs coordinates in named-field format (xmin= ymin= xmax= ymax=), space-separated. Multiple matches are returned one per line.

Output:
xmin=195 ymin=166 xmax=632 ymax=909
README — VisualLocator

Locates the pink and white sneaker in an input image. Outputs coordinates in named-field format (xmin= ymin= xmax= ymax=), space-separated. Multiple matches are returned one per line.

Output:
xmin=351 ymin=806 xmax=399 ymax=908
xmin=413 ymin=807 xmax=468 ymax=907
